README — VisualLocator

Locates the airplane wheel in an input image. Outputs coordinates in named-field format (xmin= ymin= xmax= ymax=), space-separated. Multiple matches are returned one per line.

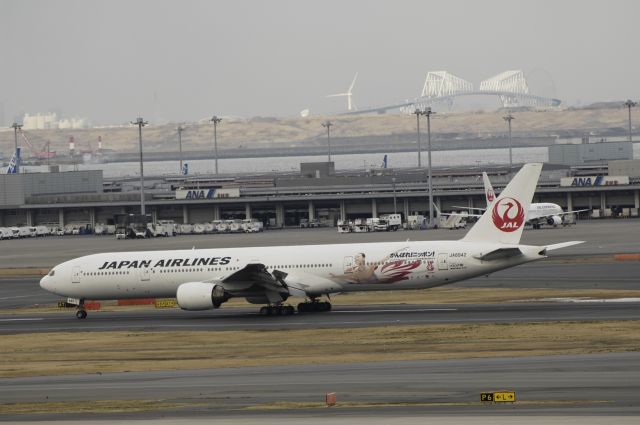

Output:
xmin=259 ymin=306 xmax=269 ymax=316
xmin=285 ymin=305 xmax=295 ymax=315
xmin=324 ymin=302 xmax=332 ymax=312
xmin=76 ymin=310 xmax=87 ymax=319
xmin=297 ymin=303 xmax=307 ymax=313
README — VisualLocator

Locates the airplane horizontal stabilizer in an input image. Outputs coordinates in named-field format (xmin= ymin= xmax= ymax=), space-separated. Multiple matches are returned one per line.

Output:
xmin=544 ymin=241 xmax=585 ymax=252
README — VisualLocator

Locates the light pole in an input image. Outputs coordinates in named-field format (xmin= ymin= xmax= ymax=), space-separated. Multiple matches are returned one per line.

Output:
xmin=322 ymin=121 xmax=333 ymax=162
xmin=424 ymin=107 xmax=435 ymax=227
xmin=624 ymin=100 xmax=637 ymax=142
xmin=392 ymin=177 xmax=397 ymax=214
xmin=413 ymin=109 xmax=423 ymax=167
xmin=11 ymin=122 xmax=22 ymax=173
xmin=211 ymin=116 xmax=222 ymax=175
xmin=177 ymin=125 xmax=185 ymax=174
xmin=131 ymin=117 xmax=148 ymax=216
xmin=503 ymin=113 xmax=514 ymax=175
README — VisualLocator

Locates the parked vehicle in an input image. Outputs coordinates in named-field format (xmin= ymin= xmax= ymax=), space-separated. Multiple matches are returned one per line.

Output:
xmin=337 ymin=220 xmax=352 ymax=233
xmin=0 ymin=228 xmax=12 ymax=240
xmin=94 ymin=224 xmax=107 ymax=235
xmin=215 ymin=220 xmax=228 ymax=233
xmin=180 ymin=223 xmax=193 ymax=234
xmin=157 ymin=220 xmax=178 ymax=236
xmin=243 ymin=219 xmax=263 ymax=233
xmin=227 ymin=220 xmax=243 ymax=233
xmin=377 ymin=214 xmax=402 ymax=231
xmin=35 ymin=226 xmax=50 ymax=237
xmin=193 ymin=223 xmax=206 ymax=234
xmin=19 ymin=227 xmax=34 ymax=238
xmin=300 ymin=219 xmax=320 ymax=228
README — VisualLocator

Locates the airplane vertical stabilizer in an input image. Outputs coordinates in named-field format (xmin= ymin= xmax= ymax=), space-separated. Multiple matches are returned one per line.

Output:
xmin=6 ymin=148 xmax=20 ymax=174
xmin=483 ymin=172 xmax=496 ymax=208
xmin=463 ymin=163 xmax=542 ymax=245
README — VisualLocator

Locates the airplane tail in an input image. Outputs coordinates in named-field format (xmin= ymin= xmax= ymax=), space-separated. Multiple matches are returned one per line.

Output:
xmin=483 ymin=172 xmax=496 ymax=208
xmin=6 ymin=148 xmax=20 ymax=174
xmin=462 ymin=163 xmax=542 ymax=245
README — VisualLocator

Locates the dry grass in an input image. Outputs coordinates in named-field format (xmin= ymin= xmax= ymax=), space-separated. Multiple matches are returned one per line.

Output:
xmin=1 ymin=321 xmax=639 ymax=378
xmin=0 ymin=107 xmax=631 ymax=154
xmin=0 ymin=400 xmax=191 ymax=415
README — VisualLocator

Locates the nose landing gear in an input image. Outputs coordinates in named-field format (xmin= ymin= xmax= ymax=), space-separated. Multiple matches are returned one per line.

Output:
xmin=75 ymin=309 xmax=87 ymax=319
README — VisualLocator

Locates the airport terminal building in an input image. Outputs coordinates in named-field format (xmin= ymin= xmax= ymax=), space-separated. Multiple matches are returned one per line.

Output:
xmin=1 ymin=159 xmax=640 ymax=230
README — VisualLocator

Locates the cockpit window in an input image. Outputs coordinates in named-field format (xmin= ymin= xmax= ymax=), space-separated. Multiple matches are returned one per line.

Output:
xmin=48 ymin=269 xmax=55 ymax=277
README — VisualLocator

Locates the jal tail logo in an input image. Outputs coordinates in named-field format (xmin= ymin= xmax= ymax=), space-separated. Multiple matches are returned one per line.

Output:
xmin=486 ymin=189 xmax=495 ymax=202
xmin=491 ymin=197 xmax=525 ymax=232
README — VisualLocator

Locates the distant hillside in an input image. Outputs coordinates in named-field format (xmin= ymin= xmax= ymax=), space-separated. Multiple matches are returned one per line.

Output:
xmin=1 ymin=105 xmax=636 ymax=158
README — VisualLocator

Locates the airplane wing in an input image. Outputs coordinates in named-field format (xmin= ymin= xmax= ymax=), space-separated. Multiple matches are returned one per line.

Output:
xmin=452 ymin=206 xmax=487 ymax=212
xmin=529 ymin=208 xmax=592 ymax=222
xmin=440 ymin=211 xmax=482 ymax=218
xmin=216 ymin=263 xmax=339 ymax=302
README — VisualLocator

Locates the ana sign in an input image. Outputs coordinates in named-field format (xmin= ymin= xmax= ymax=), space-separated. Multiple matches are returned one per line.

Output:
xmin=175 ymin=188 xmax=240 ymax=200
xmin=560 ymin=176 xmax=629 ymax=187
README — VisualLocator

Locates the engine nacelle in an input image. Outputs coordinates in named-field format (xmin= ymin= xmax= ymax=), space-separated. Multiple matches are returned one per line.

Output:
xmin=176 ymin=282 xmax=227 ymax=311
xmin=547 ymin=215 xmax=562 ymax=226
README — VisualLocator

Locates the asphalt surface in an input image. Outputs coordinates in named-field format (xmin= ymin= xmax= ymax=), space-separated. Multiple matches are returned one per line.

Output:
xmin=1 ymin=219 xmax=638 ymax=421
xmin=2 ymin=353 xmax=639 ymax=421
xmin=0 ymin=219 xmax=638 ymax=269
xmin=2 ymin=300 xmax=640 ymax=333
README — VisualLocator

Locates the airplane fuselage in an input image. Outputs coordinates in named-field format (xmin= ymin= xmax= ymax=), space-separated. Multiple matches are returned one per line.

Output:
xmin=40 ymin=241 xmax=544 ymax=301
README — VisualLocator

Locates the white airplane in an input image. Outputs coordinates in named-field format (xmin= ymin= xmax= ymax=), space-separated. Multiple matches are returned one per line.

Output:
xmin=454 ymin=172 xmax=590 ymax=229
xmin=40 ymin=164 xmax=583 ymax=319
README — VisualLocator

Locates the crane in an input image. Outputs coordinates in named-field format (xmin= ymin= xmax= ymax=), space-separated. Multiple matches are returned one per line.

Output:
xmin=19 ymin=129 xmax=56 ymax=160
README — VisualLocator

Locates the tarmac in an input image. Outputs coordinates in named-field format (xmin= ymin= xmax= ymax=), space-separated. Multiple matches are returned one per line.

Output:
xmin=0 ymin=219 xmax=638 ymax=269
xmin=0 ymin=219 xmax=638 ymax=421
xmin=2 ymin=353 xmax=639 ymax=421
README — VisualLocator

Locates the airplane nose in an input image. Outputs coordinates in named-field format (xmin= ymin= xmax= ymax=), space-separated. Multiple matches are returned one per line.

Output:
xmin=40 ymin=275 xmax=51 ymax=291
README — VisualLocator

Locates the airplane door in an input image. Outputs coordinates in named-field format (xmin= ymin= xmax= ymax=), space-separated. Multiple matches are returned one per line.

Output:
xmin=437 ymin=253 xmax=449 ymax=270
xmin=139 ymin=267 xmax=150 ymax=281
xmin=72 ymin=266 xmax=81 ymax=283
xmin=343 ymin=256 xmax=354 ymax=273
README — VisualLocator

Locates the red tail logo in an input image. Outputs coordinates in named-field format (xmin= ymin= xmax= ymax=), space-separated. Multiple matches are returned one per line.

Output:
xmin=491 ymin=197 xmax=525 ymax=232
xmin=486 ymin=189 xmax=495 ymax=202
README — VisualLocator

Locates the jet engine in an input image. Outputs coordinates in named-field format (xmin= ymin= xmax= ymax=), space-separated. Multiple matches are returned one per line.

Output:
xmin=547 ymin=215 xmax=562 ymax=226
xmin=176 ymin=282 xmax=227 ymax=311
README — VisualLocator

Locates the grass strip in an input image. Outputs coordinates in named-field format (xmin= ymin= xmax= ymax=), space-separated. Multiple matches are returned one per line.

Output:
xmin=1 ymin=320 xmax=639 ymax=378
xmin=0 ymin=400 xmax=190 ymax=415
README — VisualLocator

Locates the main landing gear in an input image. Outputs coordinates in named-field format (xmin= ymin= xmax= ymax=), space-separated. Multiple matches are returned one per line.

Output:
xmin=297 ymin=300 xmax=332 ymax=313
xmin=75 ymin=299 xmax=87 ymax=319
xmin=259 ymin=305 xmax=295 ymax=316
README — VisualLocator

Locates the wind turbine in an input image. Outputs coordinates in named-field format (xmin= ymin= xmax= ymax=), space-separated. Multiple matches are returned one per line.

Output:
xmin=327 ymin=72 xmax=358 ymax=111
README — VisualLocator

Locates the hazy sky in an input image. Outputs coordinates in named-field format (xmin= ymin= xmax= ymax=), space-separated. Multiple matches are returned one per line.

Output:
xmin=1 ymin=0 xmax=638 ymax=125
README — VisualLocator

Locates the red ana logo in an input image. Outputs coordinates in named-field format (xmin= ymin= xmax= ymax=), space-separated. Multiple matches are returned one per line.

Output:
xmin=491 ymin=197 xmax=525 ymax=232
xmin=486 ymin=189 xmax=495 ymax=202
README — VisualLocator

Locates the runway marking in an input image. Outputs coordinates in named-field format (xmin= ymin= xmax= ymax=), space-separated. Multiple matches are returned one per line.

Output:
xmin=0 ymin=318 xmax=44 ymax=322
xmin=0 ymin=295 xmax=36 ymax=300
xmin=537 ymin=297 xmax=640 ymax=303
xmin=338 ymin=308 xmax=458 ymax=313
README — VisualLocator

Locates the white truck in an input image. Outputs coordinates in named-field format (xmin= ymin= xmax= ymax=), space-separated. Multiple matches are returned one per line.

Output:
xmin=0 ymin=228 xmax=12 ymax=240
xmin=243 ymin=219 xmax=263 ymax=233
xmin=376 ymin=214 xmax=402 ymax=231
